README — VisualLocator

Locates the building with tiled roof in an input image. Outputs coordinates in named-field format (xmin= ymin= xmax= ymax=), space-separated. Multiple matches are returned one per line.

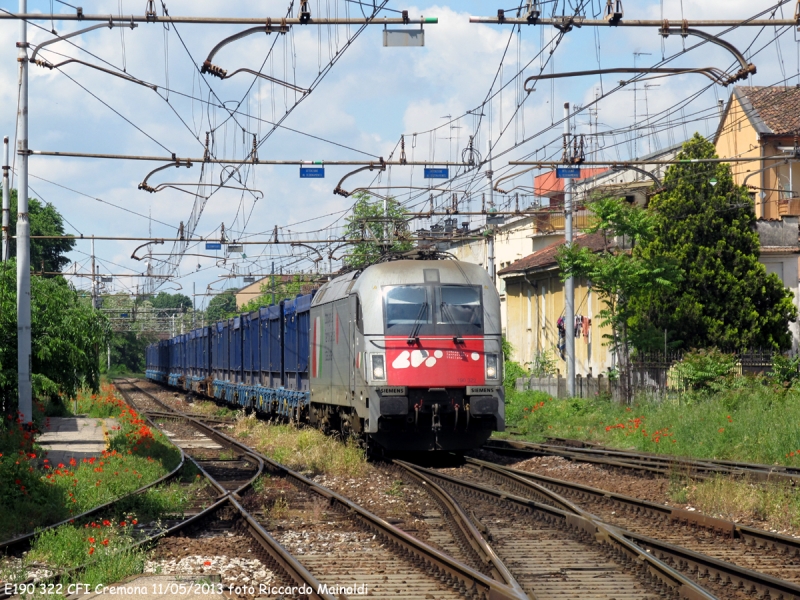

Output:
xmin=715 ymin=86 xmax=800 ymax=220
xmin=497 ymin=232 xmax=616 ymax=377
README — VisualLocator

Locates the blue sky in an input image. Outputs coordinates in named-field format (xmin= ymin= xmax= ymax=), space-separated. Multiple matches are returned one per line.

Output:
xmin=1 ymin=0 xmax=798 ymax=307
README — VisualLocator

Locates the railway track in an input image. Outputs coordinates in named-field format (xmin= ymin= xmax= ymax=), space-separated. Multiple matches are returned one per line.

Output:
xmin=121 ymin=378 xmax=800 ymax=599
xmin=485 ymin=438 xmax=800 ymax=483
xmin=0 ymin=385 xmax=253 ymax=599
xmin=439 ymin=458 xmax=800 ymax=600
xmin=471 ymin=458 xmax=800 ymax=584
xmin=390 ymin=460 xmax=713 ymax=600
xmin=118 ymin=379 xmax=527 ymax=600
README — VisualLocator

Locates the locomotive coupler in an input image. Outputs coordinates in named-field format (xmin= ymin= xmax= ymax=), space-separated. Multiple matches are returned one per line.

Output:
xmin=454 ymin=403 xmax=459 ymax=431
xmin=431 ymin=403 xmax=441 ymax=433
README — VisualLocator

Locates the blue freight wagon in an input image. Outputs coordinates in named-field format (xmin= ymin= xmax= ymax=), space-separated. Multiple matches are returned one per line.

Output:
xmin=148 ymin=293 xmax=315 ymax=420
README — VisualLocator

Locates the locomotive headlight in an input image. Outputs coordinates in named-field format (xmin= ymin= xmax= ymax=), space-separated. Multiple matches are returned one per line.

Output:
xmin=371 ymin=353 xmax=386 ymax=381
xmin=485 ymin=353 xmax=499 ymax=380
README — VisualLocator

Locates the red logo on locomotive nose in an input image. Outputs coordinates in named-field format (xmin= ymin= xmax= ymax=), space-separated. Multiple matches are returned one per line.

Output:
xmin=384 ymin=337 xmax=486 ymax=387
xmin=391 ymin=349 xmax=481 ymax=370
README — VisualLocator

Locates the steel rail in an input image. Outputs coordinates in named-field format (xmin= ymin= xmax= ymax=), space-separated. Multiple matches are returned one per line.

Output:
xmin=115 ymin=382 xmax=336 ymax=600
xmin=411 ymin=464 xmax=715 ymax=600
xmin=544 ymin=436 xmax=800 ymax=476
xmin=486 ymin=439 xmax=692 ymax=478
xmin=473 ymin=458 xmax=800 ymax=557
xmin=145 ymin=410 xmax=234 ymax=425
xmin=127 ymin=380 xmax=527 ymax=600
xmin=462 ymin=459 xmax=800 ymax=600
xmin=484 ymin=439 xmax=799 ymax=482
xmin=1 ymin=13 xmax=439 ymax=25
xmin=392 ymin=459 xmax=527 ymax=596
xmin=117 ymin=381 xmax=264 ymax=497
xmin=468 ymin=16 xmax=800 ymax=27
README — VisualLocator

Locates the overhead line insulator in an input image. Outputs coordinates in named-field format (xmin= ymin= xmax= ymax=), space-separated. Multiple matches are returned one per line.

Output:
xmin=201 ymin=60 xmax=227 ymax=79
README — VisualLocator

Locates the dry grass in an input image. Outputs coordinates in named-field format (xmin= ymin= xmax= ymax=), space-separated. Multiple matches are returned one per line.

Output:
xmin=670 ymin=475 xmax=800 ymax=533
xmin=231 ymin=415 xmax=368 ymax=477
xmin=186 ymin=399 xmax=237 ymax=418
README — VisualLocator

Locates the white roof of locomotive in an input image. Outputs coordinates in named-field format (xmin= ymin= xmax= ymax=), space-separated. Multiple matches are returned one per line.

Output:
xmin=311 ymin=260 xmax=501 ymax=335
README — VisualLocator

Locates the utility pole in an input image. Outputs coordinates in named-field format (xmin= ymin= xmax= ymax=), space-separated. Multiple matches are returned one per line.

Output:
xmin=270 ymin=261 xmax=275 ymax=305
xmin=17 ymin=0 xmax=32 ymax=424
xmin=632 ymin=52 xmax=651 ymax=158
xmin=564 ymin=102 xmax=576 ymax=398
xmin=192 ymin=281 xmax=196 ymax=328
xmin=91 ymin=238 xmax=98 ymax=309
xmin=487 ymin=139 xmax=495 ymax=284
xmin=2 ymin=136 xmax=9 ymax=262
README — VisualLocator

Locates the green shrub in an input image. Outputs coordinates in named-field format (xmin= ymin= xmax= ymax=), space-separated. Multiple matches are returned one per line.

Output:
xmin=673 ymin=348 xmax=737 ymax=392
xmin=504 ymin=361 xmax=528 ymax=394
xmin=770 ymin=353 xmax=800 ymax=389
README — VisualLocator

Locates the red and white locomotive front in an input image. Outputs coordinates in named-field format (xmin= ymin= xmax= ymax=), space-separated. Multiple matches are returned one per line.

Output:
xmin=356 ymin=260 xmax=504 ymax=452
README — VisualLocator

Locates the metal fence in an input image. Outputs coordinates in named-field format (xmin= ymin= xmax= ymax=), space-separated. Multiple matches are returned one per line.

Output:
xmin=516 ymin=349 xmax=783 ymax=401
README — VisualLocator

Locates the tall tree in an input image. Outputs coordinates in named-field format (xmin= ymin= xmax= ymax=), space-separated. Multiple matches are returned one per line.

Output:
xmin=632 ymin=134 xmax=796 ymax=351
xmin=557 ymin=196 xmax=679 ymax=403
xmin=238 ymin=274 xmax=316 ymax=314
xmin=149 ymin=291 xmax=192 ymax=312
xmin=344 ymin=192 xmax=412 ymax=269
xmin=206 ymin=291 xmax=237 ymax=323
xmin=0 ymin=260 xmax=108 ymax=414
xmin=5 ymin=190 xmax=76 ymax=273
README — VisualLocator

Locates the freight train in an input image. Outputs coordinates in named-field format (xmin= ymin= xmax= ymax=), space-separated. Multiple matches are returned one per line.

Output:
xmin=146 ymin=257 xmax=505 ymax=452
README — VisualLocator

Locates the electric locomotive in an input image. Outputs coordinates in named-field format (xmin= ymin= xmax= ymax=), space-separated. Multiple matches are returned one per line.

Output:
xmin=309 ymin=258 xmax=504 ymax=452
xmin=145 ymin=255 xmax=505 ymax=453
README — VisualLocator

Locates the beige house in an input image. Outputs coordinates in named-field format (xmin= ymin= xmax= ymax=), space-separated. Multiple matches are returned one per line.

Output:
xmin=497 ymin=232 xmax=615 ymax=376
xmin=444 ymin=144 xmax=684 ymax=336
xmin=715 ymin=86 xmax=800 ymax=220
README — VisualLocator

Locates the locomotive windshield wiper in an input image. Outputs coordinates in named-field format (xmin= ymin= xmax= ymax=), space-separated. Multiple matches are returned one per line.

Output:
xmin=407 ymin=302 xmax=428 ymax=345
xmin=440 ymin=302 xmax=465 ymax=344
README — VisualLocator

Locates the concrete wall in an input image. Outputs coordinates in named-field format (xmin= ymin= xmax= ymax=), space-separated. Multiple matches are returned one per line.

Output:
xmin=516 ymin=373 xmax=618 ymax=401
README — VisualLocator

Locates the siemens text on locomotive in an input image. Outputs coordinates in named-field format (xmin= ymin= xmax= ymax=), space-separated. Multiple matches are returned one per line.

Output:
xmin=146 ymin=257 xmax=505 ymax=452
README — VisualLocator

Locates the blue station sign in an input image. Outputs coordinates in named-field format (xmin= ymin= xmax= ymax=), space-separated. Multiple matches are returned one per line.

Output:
xmin=300 ymin=166 xmax=325 ymax=178
xmin=556 ymin=167 xmax=581 ymax=179
xmin=424 ymin=167 xmax=449 ymax=179
xmin=205 ymin=242 xmax=222 ymax=250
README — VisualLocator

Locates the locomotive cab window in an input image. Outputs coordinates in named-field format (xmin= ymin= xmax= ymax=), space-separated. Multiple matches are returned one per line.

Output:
xmin=384 ymin=286 xmax=430 ymax=330
xmin=438 ymin=286 xmax=482 ymax=330
xmin=383 ymin=284 xmax=482 ymax=335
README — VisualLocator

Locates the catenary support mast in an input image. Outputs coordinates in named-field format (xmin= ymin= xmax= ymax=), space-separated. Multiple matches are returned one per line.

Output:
xmin=2 ymin=136 xmax=9 ymax=261
xmin=564 ymin=103 xmax=575 ymax=398
xmin=17 ymin=0 xmax=32 ymax=424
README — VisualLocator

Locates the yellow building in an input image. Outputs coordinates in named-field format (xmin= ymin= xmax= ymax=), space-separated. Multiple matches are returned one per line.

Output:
xmin=234 ymin=275 xmax=323 ymax=309
xmin=498 ymin=232 xmax=615 ymax=376
xmin=715 ymin=86 xmax=800 ymax=220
